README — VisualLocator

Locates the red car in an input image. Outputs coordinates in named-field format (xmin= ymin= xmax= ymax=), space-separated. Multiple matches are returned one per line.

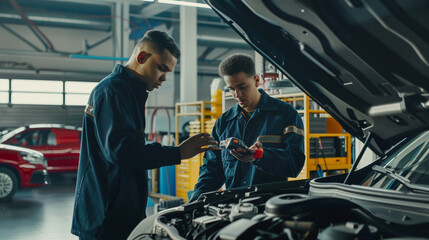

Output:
xmin=0 ymin=124 xmax=82 ymax=173
xmin=0 ymin=144 xmax=48 ymax=201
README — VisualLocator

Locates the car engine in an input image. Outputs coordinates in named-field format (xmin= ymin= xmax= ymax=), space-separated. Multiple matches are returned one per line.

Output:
xmin=130 ymin=181 xmax=428 ymax=240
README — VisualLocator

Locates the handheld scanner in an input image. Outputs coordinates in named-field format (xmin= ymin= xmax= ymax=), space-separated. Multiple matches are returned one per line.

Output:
xmin=219 ymin=137 xmax=263 ymax=159
xmin=219 ymin=137 xmax=248 ymax=150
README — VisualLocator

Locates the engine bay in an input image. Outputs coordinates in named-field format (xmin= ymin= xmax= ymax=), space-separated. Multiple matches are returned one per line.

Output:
xmin=130 ymin=181 xmax=428 ymax=240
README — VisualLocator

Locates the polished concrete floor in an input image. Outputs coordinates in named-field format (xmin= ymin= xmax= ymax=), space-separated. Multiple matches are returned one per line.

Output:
xmin=0 ymin=173 xmax=154 ymax=240
xmin=0 ymin=173 xmax=79 ymax=240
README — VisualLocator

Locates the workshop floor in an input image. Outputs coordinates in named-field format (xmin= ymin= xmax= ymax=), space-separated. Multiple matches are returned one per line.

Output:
xmin=0 ymin=173 xmax=154 ymax=240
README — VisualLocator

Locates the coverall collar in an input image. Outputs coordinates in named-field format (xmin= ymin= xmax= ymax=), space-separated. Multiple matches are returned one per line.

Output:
xmin=113 ymin=64 xmax=149 ymax=94
xmin=226 ymin=88 xmax=277 ymax=121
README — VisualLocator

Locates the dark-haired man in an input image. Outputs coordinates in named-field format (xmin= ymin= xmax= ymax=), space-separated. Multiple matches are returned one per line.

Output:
xmin=71 ymin=30 xmax=217 ymax=240
xmin=190 ymin=53 xmax=305 ymax=201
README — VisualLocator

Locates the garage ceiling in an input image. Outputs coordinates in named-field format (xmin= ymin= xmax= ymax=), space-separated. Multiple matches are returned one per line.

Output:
xmin=0 ymin=0 xmax=253 ymax=80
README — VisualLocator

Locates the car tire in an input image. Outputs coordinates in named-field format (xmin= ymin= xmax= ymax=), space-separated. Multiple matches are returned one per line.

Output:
xmin=0 ymin=167 xmax=18 ymax=202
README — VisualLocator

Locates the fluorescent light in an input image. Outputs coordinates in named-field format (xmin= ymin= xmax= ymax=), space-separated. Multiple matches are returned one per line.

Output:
xmin=158 ymin=0 xmax=211 ymax=9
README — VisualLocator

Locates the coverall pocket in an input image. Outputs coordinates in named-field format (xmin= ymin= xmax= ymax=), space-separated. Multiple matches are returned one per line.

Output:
xmin=221 ymin=150 xmax=237 ymax=178
xmin=221 ymin=149 xmax=236 ymax=161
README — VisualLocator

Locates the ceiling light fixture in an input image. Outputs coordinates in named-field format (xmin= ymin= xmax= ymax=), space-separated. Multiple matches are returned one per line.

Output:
xmin=157 ymin=0 xmax=211 ymax=9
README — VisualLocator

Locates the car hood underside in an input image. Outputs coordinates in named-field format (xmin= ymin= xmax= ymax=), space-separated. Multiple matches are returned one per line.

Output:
xmin=205 ymin=0 xmax=429 ymax=155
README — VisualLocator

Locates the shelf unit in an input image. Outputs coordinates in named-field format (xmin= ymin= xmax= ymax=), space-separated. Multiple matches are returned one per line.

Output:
xmin=272 ymin=92 xmax=352 ymax=179
xmin=175 ymin=100 xmax=220 ymax=202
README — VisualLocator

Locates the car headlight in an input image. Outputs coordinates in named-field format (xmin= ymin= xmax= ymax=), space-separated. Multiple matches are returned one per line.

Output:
xmin=20 ymin=152 xmax=46 ymax=165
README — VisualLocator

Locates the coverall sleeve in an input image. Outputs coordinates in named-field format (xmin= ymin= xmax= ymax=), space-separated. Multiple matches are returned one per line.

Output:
xmin=190 ymin=121 xmax=225 ymax=201
xmin=93 ymin=90 xmax=181 ymax=170
xmin=253 ymin=109 xmax=305 ymax=178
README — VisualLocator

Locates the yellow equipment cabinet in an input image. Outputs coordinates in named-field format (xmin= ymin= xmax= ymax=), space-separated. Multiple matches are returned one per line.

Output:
xmin=175 ymin=100 xmax=221 ymax=202
xmin=273 ymin=92 xmax=352 ymax=180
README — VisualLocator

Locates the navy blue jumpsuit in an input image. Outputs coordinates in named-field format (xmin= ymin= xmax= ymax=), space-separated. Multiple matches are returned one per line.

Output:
xmin=190 ymin=89 xmax=305 ymax=201
xmin=71 ymin=65 xmax=181 ymax=240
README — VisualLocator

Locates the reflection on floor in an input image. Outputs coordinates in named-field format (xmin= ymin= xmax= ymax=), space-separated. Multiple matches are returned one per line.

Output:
xmin=0 ymin=173 xmax=153 ymax=240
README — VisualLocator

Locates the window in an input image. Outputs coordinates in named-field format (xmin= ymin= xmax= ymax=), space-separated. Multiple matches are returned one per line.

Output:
xmin=0 ymin=79 xmax=8 ymax=91
xmin=46 ymin=131 xmax=57 ymax=146
xmin=10 ymin=129 xmax=54 ymax=146
xmin=12 ymin=80 xmax=63 ymax=105
xmin=9 ymin=130 xmax=39 ymax=146
xmin=0 ymin=79 xmax=97 ymax=106
xmin=13 ymin=92 xmax=63 ymax=105
xmin=13 ymin=80 xmax=62 ymax=92
xmin=65 ymin=82 xmax=97 ymax=106
xmin=0 ymin=79 xmax=9 ymax=104
xmin=0 ymin=92 xmax=7 ymax=103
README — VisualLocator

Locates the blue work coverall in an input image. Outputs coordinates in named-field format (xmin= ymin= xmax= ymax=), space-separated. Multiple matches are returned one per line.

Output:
xmin=71 ymin=65 xmax=181 ymax=240
xmin=190 ymin=89 xmax=305 ymax=201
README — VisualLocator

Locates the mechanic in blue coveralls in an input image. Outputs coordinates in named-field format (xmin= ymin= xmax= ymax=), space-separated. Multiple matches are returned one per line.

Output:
xmin=71 ymin=30 xmax=217 ymax=240
xmin=190 ymin=53 xmax=305 ymax=202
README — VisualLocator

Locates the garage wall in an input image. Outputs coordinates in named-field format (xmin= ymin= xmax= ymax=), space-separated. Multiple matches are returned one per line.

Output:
xmin=0 ymin=104 xmax=84 ymax=129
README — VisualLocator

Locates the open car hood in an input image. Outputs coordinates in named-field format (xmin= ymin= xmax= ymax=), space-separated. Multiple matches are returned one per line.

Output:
xmin=205 ymin=0 xmax=429 ymax=155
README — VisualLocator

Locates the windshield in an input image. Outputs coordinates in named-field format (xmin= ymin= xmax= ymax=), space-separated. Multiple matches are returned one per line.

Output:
xmin=363 ymin=131 xmax=429 ymax=192
xmin=0 ymin=127 xmax=26 ymax=143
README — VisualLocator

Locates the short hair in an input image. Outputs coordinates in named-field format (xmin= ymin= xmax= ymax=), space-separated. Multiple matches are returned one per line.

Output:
xmin=138 ymin=29 xmax=181 ymax=58
xmin=218 ymin=53 xmax=255 ymax=77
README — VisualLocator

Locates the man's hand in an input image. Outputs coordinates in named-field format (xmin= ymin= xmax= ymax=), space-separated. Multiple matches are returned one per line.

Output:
xmin=230 ymin=142 xmax=262 ymax=163
xmin=179 ymin=133 xmax=218 ymax=160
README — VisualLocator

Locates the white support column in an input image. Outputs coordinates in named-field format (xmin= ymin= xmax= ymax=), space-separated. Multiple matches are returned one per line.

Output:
xmin=255 ymin=51 xmax=263 ymax=75
xmin=113 ymin=2 xmax=129 ymax=66
xmin=122 ymin=3 xmax=130 ymax=59
xmin=179 ymin=5 xmax=198 ymax=104
xmin=113 ymin=3 xmax=122 ymax=65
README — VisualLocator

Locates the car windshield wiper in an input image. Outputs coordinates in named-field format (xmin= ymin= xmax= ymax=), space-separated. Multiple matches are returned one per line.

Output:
xmin=372 ymin=165 xmax=429 ymax=193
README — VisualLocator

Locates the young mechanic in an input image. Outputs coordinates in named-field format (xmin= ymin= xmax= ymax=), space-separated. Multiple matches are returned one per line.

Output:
xmin=190 ymin=53 xmax=305 ymax=201
xmin=71 ymin=30 xmax=217 ymax=240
